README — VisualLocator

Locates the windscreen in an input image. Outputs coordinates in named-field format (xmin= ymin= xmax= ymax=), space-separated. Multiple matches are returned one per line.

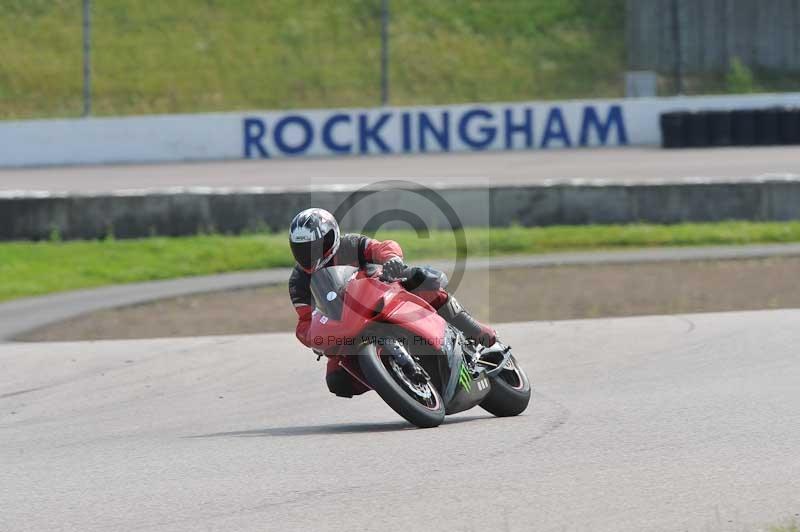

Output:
xmin=309 ymin=265 xmax=358 ymax=320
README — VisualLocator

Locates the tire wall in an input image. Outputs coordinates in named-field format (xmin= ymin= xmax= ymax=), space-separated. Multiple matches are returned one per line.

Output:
xmin=660 ymin=107 xmax=800 ymax=149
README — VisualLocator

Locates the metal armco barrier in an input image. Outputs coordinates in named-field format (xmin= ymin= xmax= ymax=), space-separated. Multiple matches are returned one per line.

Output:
xmin=661 ymin=107 xmax=800 ymax=149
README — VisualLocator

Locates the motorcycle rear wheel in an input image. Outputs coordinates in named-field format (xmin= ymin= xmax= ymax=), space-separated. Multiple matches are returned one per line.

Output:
xmin=480 ymin=354 xmax=531 ymax=417
xmin=359 ymin=341 xmax=445 ymax=428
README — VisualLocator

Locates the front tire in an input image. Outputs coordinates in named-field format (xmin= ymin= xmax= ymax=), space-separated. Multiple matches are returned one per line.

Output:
xmin=480 ymin=354 xmax=531 ymax=417
xmin=358 ymin=341 xmax=445 ymax=428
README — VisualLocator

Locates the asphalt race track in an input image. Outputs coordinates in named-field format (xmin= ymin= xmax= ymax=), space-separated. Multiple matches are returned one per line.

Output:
xmin=2 ymin=146 xmax=799 ymax=193
xmin=2 ymin=310 xmax=799 ymax=531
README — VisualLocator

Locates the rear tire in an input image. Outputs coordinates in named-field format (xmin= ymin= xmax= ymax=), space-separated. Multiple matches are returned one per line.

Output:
xmin=359 ymin=341 xmax=445 ymax=428
xmin=480 ymin=354 xmax=531 ymax=417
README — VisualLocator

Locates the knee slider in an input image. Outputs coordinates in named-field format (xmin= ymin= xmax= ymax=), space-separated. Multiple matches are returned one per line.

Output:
xmin=326 ymin=369 xmax=355 ymax=398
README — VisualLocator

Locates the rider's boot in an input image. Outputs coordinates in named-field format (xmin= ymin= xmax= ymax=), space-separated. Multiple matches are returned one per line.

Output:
xmin=436 ymin=295 xmax=497 ymax=348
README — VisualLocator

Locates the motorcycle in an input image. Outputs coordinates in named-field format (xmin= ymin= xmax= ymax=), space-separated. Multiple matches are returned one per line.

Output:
xmin=307 ymin=264 xmax=532 ymax=428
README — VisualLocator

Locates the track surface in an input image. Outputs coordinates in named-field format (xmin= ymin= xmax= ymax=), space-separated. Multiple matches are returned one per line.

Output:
xmin=2 ymin=146 xmax=799 ymax=193
xmin=2 ymin=310 xmax=799 ymax=531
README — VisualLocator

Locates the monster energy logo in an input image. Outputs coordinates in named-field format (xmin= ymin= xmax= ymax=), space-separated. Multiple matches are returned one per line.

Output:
xmin=459 ymin=363 xmax=472 ymax=392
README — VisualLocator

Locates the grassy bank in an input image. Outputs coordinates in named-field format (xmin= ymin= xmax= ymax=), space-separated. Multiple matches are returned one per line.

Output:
xmin=768 ymin=520 xmax=799 ymax=532
xmin=1 ymin=0 xmax=625 ymax=119
xmin=3 ymin=221 xmax=800 ymax=302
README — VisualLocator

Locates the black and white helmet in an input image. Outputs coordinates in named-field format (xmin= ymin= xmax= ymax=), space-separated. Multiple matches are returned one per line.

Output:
xmin=289 ymin=208 xmax=341 ymax=273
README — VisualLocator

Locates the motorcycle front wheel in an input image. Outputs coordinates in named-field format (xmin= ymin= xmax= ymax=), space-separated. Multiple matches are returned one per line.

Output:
xmin=480 ymin=354 xmax=532 ymax=417
xmin=358 ymin=341 xmax=445 ymax=428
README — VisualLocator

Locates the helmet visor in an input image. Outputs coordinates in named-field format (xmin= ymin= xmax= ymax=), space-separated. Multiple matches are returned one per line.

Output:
xmin=290 ymin=229 xmax=337 ymax=272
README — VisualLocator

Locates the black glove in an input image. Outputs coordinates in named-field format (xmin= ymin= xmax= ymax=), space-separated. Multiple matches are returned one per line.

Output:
xmin=382 ymin=257 xmax=407 ymax=279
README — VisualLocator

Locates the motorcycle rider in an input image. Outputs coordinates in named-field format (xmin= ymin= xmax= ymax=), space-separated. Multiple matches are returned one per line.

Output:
xmin=288 ymin=207 xmax=496 ymax=398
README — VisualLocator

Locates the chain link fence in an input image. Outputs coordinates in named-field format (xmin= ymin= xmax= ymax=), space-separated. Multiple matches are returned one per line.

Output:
xmin=1 ymin=0 xmax=796 ymax=120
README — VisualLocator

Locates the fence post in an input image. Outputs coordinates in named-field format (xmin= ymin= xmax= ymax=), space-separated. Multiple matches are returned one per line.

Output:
xmin=82 ymin=0 xmax=92 ymax=117
xmin=380 ymin=0 xmax=389 ymax=106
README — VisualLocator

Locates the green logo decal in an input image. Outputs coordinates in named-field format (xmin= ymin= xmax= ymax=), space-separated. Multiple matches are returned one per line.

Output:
xmin=459 ymin=363 xmax=472 ymax=392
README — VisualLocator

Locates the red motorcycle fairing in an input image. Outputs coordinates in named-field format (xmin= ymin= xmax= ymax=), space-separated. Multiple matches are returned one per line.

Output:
xmin=307 ymin=270 xmax=447 ymax=353
xmin=379 ymin=300 xmax=447 ymax=350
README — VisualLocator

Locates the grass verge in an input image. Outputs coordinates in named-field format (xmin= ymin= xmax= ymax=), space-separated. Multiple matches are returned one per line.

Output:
xmin=769 ymin=520 xmax=799 ymax=532
xmin=3 ymin=221 xmax=800 ymax=302
xmin=1 ymin=0 xmax=625 ymax=118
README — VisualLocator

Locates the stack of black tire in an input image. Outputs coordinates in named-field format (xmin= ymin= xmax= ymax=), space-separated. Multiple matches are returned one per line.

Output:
xmin=660 ymin=108 xmax=800 ymax=148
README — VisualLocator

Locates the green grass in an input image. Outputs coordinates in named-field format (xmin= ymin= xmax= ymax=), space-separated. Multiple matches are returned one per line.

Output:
xmin=769 ymin=520 xmax=799 ymax=532
xmin=3 ymin=221 xmax=800 ymax=302
xmin=0 ymin=0 xmax=625 ymax=119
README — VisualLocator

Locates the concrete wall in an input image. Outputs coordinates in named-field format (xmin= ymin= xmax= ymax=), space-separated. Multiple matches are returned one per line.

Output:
xmin=4 ymin=93 xmax=800 ymax=167
xmin=3 ymin=178 xmax=800 ymax=241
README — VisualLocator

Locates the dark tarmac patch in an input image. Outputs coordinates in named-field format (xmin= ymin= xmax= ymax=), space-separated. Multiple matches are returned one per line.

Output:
xmin=17 ymin=256 xmax=800 ymax=342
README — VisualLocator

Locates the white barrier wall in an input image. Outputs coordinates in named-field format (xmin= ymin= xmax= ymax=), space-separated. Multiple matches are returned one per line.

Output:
xmin=2 ymin=93 xmax=800 ymax=167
